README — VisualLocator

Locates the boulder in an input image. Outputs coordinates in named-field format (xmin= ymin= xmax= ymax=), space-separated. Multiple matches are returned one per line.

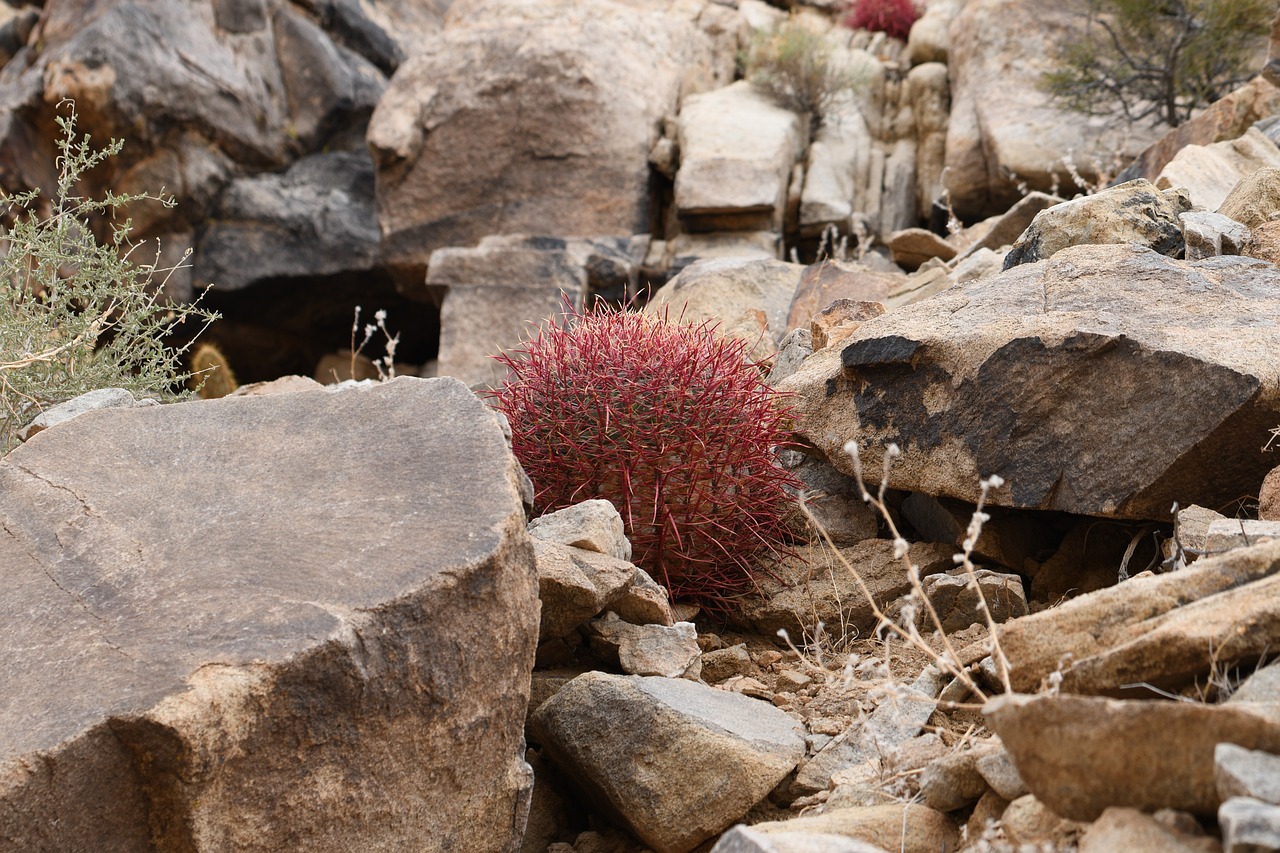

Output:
xmin=658 ymin=231 xmax=782 ymax=273
xmin=1180 ymin=211 xmax=1251 ymax=261
xmin=943 ymin=0 xmax=1157 ymax=220
xmin=1246 ymin=219 xmax=1280 ymax=266
xmin=531 ymin=672 xmax=805 ymax=853
xmin=194 ymin=150 xmax=381 ymax=291
xmin=644 ymin=257 xmax=804 ymax=347
xmin=0 ymin=377 xmax=539 ymax=851
xmin=798 ymin=86 xmax=875 ymax=238
xmin=986 ymin=693 xmax=1280 ymax=820
xmin=367 ymin=0 xmax=732 ymax=277
xmin=1116 ymin=76 xmax=1280 ymax=184
xmin=905 ymin=0 xmax=960 ymax=65
xmin=675 ymin=80 xmax=806 ymax=233
xmin=1002 ymin=180 xmax=1191 ymax=269
xmin=0 ymin=0 xmax=388 ymax=237
xmin=1218 ymin=166 xmax=1280 ymax=231
xmin=998 ymin=538 xmax=1280 ymax=695
xmin=780 ymin=245 xmax=1280 ymax=520
xmin=1156 ymin=127 xmax=1280 ymax=211
xmin=908 ymin=62 xmax=950 ymax=221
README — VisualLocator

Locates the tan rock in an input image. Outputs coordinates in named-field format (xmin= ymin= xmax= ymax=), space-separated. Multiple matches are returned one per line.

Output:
xmin=368 ymin=0 xmax=732 ymax=276
xmin=785 ymin=260 xmax=901 ymax=333
xmin=645 ymin=257 xmax=804 ymax=348
xmin=999 ymin=539 xmax=1280 ymax=695
xmin=1219 ymin=166 xmax=1280 ymax=230
xmin=532 ymin=672 xmax=805 ymax=853
xmin=586 ymin=612 xmax=701 ymax=679
xmin=533 ymin=540 xmax=638 ymax=641
xmin=1245 ymin=219 xmax=1280 ymax=265
xmin=950 ymin=192 xmax=1064 ymax=264
xmin=228 ymin=375 xmax=326 ymax=397
xmin=918 ymin=742 xmax=1000 ymax=812
xmin=1260 ymin=466 xmax=1280 ymax=521
xmin=887 ymin=227 xmax=956 ymax=270
xmin=1117 ymin=76 xmax=1280 ymax=183
xmin=529 ymin=499 xmax=632 ymax=562
xmin=675 ymin=80 xmax=805 ymax=233
xmin=1181 ymin=211 xmax=1252 ymax=260
xmin=0 ymin=378 xmax=539 ymax=852
xmin=711 ymin=826 xmax=891 ymax=853
xmin=751 ymin=803 xmax=958 ymax=853
xmin=1001 ymin=795 xmax=1081 ymax=847
xmin=810 ymin=299 xmax=886 ymax=350
xmin=986 ymin=693 xmax=1280 ymax=819
xmin=909 ymin=62 xmax=950 ymax=221
xmin=1078 ymin=807 xmax=1220 ymax=853
xmin=1157 ymin=128 xmax=1280 ymax=211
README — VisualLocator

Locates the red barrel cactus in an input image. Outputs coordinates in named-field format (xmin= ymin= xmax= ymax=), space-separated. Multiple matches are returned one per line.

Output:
xmin=844 ymin=0 xmax=920 ymax=41
xmin=489 ymin=306 xmax=799 ymax=611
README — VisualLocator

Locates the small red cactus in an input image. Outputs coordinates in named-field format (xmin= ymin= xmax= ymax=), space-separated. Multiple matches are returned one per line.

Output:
xmin=844 ymin=0 xmax=920 ymax=42
xmin=489 ymin=306 xmax=799 ymax=611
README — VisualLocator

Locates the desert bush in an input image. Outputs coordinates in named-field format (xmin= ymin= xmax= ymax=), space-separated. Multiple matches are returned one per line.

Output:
xmin=842 ymin=0 xmax=920 ymax=42
xmin=742 ymin=19 xmax=865 ymax=131
xmin=0 ymin=101 xmax=217 ymax=450
xmin=489 ymin=305 xmax=799 ymax=611
xmin=1043 ymin=0 xmax=1272 ymax=128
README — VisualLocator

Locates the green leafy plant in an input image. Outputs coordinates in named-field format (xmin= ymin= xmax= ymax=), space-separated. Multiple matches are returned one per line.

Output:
xmin=488 ymin=304 xmax=800 ymax=611
xmin=1043 ymin=0 xmax=1272 ymax=128
xmin=742 ymin=19 xmax=865 ymax=131
xmin=0 ymin=101 xmax=217 ymax=449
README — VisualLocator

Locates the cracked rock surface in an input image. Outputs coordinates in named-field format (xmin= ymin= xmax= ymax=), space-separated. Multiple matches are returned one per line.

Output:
xmin=0 ymin=376 xmax=538 ymax=852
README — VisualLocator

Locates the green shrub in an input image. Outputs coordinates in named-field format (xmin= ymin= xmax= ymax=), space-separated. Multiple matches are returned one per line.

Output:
xmin=1043 ymin=0 xmax=1272 ymax=128
xmin=742 ymin=20 xmax=864 ymax=131
xmin=0 ymin=101 xmax=217 ymax=450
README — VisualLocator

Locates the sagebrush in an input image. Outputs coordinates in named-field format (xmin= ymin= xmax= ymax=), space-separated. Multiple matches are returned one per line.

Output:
xmin=742 ymin=19 xmax=865 ymax=131
xmin=489 ymin=305 xmax=799 ymax=611
xmin=0 ymin=101 xmax=217 ymax=449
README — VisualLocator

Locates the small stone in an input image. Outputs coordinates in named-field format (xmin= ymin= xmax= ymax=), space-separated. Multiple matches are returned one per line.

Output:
xmin=888 ymin=227 xmax=958 ymax=270
xmin=1216 ymin=743 xmax=1280 ymax=806
xmin=919 ymin=743 xmax=999 ymax=812
xmin=1180 ymin=211 xmax=1251 ymax=260
xmin=749 ymin=803 xmax=958 ymax=853
xmin=609 ymin=568 xmax=676 ymax=627
xmin=1220 ymin=796 xmax=1280 ymax=853
xmin=920 ymin=569 xmax=1028 ymax=633
xmin=702 ymin=645 xmax=757 ymax=684
xmin=1002 ymin=795 xmax=1081 ymax=847
xmin=529 ymin=499 xmax=632 ymax=562
xmin=976 ymin=749 xmax=1028 ymax=802
xmin=19 ymin=388 xmax=140 ymax=441
xmin=710 ymin=825 xmax=891 ymax=853
xmin=533 ymin=540 xmax=637 ymax=641
xmin=587 ymin=612 xmax=701 ymax=679
xmin=775 ymin=669 xmax=814 ymax=693
xmin=1204 ymin=519 xmax=1280 ymax=552
xmin=810 ymin=299 xmax=885 ymax=351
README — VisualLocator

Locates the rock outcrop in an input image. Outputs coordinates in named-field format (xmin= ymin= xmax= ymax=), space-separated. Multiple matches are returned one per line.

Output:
xmin=0 ymin=377 xmax=539 ymax=852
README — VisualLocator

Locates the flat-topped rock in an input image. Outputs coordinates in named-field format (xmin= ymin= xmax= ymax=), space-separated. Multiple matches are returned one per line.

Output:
xmin=0 ymin=377 xmax=538 ymax=852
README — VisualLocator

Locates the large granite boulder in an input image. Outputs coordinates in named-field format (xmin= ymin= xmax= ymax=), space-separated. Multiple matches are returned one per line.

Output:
xmin=944 ymin=0 xmax=1158 ymax=220
xmin=0 ymin=0 xmax=390 ymax=238
xmin=0 ymin=377 xmax=539 ymax=852
xmin=780 ymin=244 xmax=1280 ymax=519
xmin=367 ymin=0 xmax=736 ymax=279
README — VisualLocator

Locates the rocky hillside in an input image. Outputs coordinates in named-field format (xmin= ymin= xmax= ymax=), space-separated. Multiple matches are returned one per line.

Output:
xmin=2 ymin=0 xmax=1280 ymax=851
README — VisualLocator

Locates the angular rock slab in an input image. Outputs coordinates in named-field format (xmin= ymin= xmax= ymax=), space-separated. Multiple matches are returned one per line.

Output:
xmin=531 ymin=672 xmax=805 ymax=853
xmin=986 ymin=693 xmax=1280 ymax=820
xmin=781 ymin=244 xmax=1280 ymax=520
xmin=0 ymin=377 xmax=538 ymax=852
xmin=998 ymin=539 xmax=1280 ymax=695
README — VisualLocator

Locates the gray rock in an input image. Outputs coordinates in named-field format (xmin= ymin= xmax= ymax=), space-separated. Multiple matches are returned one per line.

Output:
xmin=0 ymin=377 xmax=538 ymax=852
xmin=781 ymin=244 xmax=1280 ymax=521
xmin=793 ymin=667 xmax=945 ymax=794
xmin=701 ymin=644 xmax=757 ymax=684
xmin=195 ymin=150 xmax=381 ymax=291
xmin=1220 ymin=797 xmax=1280 ymax=853
xmin=1003 ymin=180 xmax=1191 ymax=269
xmin=1230 ymin=660 xmax=1280 ymax=705
xmin=19 ymin=388 xmax=143 ymax=441
xmin=768 ymin=328 xmax=814 ymax=386
xmin=1217 ymin=744 xmax=1280 ymax=806
xmin=531 ymin=672 xmax=805 ymax=853
xmin=529 ymin=499 xmax=632 ymax=562
xmin=1156 ymin=129 xmax=1280 ymax=212
xmin=587 ymin=612 xmax=701 ymax=679
xmin=920 ymin=569 xmax=1028 ymax=633
xmin=783 ymin=452 xmax=879 ymax=547
xmin=976 ymin=749 xmax=1029 ymax=802
xmin=711 ymin=825 xmax=890 ymax=853
xmin=1181 ymin=211 xmax=1252 ymax=260
xmin=1206 ymin=519 xmax=1280 ymax=553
